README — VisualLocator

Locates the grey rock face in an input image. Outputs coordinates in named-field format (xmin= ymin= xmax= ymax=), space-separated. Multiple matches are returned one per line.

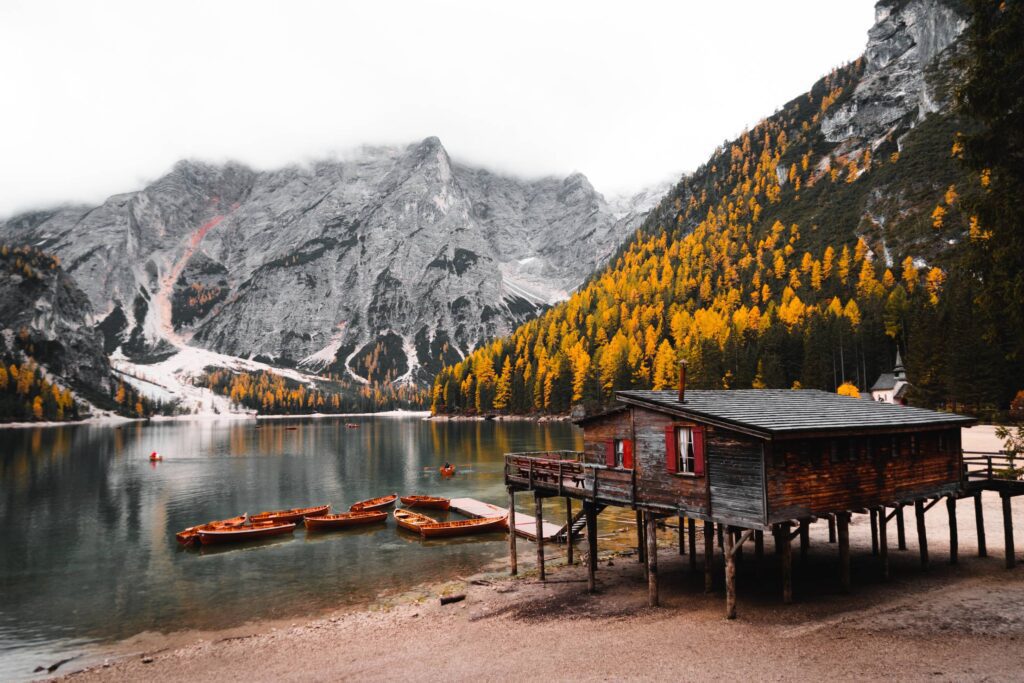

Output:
xmin=822 ymin=0 xmax=966 ymax=144
xmin=1 ymin=139 xmax=660 ymax=384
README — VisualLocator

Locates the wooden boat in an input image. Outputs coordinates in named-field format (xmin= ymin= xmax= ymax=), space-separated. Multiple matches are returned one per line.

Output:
xmin=439 ymin=465 xmax=456 ymax=476
xmin=198 ymin=520 xmax=296 ymax=545
xmin=250 ymin=504 xmax=330 ymax=524
xmin=419 ymin=515 xmax=507 ymax=539
xmin=349 ymin=493 xmax=398 ymax=512
xmin=149 ymin=451 xmax=163 ymax=462
xmin=176 ymin=514 xmax=248 ymax=546
xmin=394 ymin=508 xmax=438 ymax=533
xmin=345 ymin=423 xmax=359 ymax=429
xmin=304 ymin=510 xmax=387 ymax=530
xmin=399 ymin=495 xmax=451 ymax=510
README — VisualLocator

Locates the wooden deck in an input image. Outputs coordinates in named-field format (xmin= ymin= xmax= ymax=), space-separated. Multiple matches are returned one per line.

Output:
xmin=449 ymin=497 xmax=563 ymax=542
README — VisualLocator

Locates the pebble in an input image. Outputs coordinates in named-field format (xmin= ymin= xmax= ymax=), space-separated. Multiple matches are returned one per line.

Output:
xmin=141 ymin=657 xmax=154 ymax=664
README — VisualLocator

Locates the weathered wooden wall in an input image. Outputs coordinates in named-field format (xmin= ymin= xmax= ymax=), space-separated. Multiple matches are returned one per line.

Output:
xmin=632 ymin=407 xmax=710 ymax=517
xmin=706 ymin=428 xmax=765 ymax=527
xmin=766 ymin=427 xmax=962 ymax=521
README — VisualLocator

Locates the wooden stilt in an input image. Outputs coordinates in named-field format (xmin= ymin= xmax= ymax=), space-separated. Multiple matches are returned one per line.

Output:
xmin=779 ymin=522 xmax=792 ymax=604
xmin=717 ymin=523 xmax=724 ymax=549
xmin=870 ymin=508 xmax=879 ymax=556
xmin=975 ymin=491 xmax=987 ymax=558
xmin=915 ymin=499 xmax=929 ymax=569
xmin=688 ymin=517 xmax=697 ymax=571
xmin=838 ymin=512 xmax=850 ymax=593
xmin=1002 ymin=493 xmax=1015 ymax=569
xmin=799 ymin=519 xmax=810 ymax=564
xmin=508 ymin=488 xmax=518 ymax=576
xmin=636 ymin=509 xmax=646 ymax=565
xmin=754 ymin=529 xmax=764 ymax=559
xmin=646 ymin=513 xmax=659 ymax=607
xmin=585 ymin=502 xmax=597 ymax=593
xmin=828 ymin=515 xmax=836 ymax=543
xmin=535 ymin=494 xmax=546 ymax=581
xmin=704 ymin=520 xmax=714 ymax=593
xmin=896 ymin=504 xmax=907 ymax=550
xmin=947 ymin=495 xmax=958 ymax=565
xmin=565 ymin=497 xmax=574 ymax=566
xmin=724 ymin=526 xmax=737 ymax=619
xmin=878 ymin=506 xmax=889 ymax=581
xmin=679 ymin=515 xmax=686 ymax=555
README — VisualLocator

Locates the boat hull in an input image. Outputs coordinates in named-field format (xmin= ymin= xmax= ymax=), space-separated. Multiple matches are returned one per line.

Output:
xmin=349 ymin=494 xmax=398 ymax=512
xmin=394 ymin=509 xmax=438 ymax=533
xmin=304 ymin=511 xmax=387 ymax=530
xmin=198 ymin=522 xmax=296 ymax=545
xmin=399 ymin=496 xmax=451 ymax=511
xmin=419 ymin=516 xmax=507 ymax=538
xmin=176 ymin=515 xmax=248 ymax=546
xmin=250 ymin=505 xmax=330 ymax=525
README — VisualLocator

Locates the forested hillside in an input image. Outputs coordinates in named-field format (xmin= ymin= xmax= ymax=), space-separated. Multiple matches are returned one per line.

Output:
xmin=431 ymin=0 xmax=1023 ymax=419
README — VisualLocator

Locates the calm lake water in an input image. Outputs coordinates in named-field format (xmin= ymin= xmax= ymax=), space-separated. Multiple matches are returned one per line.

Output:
xmin=0 ymin=416 xmax=582 ymax=680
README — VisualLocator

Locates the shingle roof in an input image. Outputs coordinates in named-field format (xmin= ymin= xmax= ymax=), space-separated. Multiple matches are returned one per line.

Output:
xmin=616 ymin=389 xmax=974 ymax=437
xmin=870 ymin=373 xmax=897 ymax=391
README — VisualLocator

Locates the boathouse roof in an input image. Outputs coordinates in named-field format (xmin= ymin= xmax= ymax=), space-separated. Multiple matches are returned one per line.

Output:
xmin=615 ymin=389 xmax=974 ymax=438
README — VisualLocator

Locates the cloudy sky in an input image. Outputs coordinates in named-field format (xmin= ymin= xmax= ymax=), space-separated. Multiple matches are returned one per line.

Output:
xmin=0 ymin=1 xmax=876 ymax=217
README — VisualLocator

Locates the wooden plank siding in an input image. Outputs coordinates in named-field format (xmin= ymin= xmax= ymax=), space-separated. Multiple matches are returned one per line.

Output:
xmin=765 ymin=428 xmax=962 ymax=522
xmin=632 ymin=407 xmax=710 ymax=518
xmin=706 ymin=429 xmax=765 ymax=527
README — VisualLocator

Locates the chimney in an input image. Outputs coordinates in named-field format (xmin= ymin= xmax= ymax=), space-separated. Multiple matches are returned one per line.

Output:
xmin=678 ymin=360 xmax=687 ymax=403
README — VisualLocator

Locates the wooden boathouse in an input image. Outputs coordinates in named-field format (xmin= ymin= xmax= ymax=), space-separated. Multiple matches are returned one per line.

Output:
xmin=504 ymin=362 xmax=1022 ymax=618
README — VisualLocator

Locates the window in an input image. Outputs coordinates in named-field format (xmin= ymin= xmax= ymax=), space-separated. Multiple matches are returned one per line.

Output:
xmin=676 ymin=427 xmax=695 ymax=474
xmin=614 ymin=439 xmax=625 ymax=468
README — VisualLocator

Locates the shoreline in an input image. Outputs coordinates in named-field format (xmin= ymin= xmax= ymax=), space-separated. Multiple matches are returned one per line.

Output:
xmin=0 ymin=409 xmax=433 ymax=431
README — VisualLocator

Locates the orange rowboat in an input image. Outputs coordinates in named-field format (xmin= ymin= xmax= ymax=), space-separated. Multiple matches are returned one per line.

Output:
xmin=349 ymin=493 xmax=398 ymax=512
xmin=250 ymin=505 xmax=330 ymax=525
xmin=304 ymin=510 xmax=387 ymax=530
xmin=439 ymin=465 xmax=456 ymax=477
xmin=399 ymin=495 xmax=450 ymax=510
xmin=197 ymin=521 xmax=296 ymax=545
xmin=394 ymin=508 xmax=438 ymax=533
xmin=419 ymin=515 xmax=507 ymax=539
xmin=176 ymin=514 xmax=248 ymax=546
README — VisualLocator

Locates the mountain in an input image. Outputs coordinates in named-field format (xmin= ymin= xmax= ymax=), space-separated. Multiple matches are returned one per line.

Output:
xmin=1 ymin=139 xmax=662 ymax=393
xmin=432 ymin=0 xmax=1019 ymax=416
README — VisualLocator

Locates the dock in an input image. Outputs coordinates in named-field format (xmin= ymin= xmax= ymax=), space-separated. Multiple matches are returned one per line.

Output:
xmin=449 ymin=497 xmax=563 ymax=541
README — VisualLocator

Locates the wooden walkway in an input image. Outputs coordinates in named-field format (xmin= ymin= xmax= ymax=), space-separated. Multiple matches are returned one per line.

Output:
xmin=449 ymin=497 xmax=563 ymax=542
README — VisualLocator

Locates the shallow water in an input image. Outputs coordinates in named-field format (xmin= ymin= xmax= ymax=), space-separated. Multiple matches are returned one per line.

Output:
xmin=0 ymin=416 xmax=582 ymax=680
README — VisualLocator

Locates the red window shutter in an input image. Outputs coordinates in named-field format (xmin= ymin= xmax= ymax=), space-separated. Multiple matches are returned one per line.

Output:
xmin=693 ymin=426 xmax=706 ymax=476
xmin=623 ymin=439 xmax=634 ymax=469
xmin=665 ymin=426 xmax=677 ymax=473
xmin=605 ymin=440 xmax=616 ymax=467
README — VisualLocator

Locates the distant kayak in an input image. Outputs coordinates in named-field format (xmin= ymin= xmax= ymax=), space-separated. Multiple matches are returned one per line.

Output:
xmin=439 ymin=465 xmax=456 ymax=476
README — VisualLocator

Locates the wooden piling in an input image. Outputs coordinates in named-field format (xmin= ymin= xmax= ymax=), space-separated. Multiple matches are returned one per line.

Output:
xmin=915 ymin=499 xmax=929 ymax=569
xmin=896 ymin=504 xmax=907 ymax=550
xmin=724 ymin=526 xmax=736 ymax=619
xmin=1002 ymin=493 xmax=1015 ymax=569
xmin=799 ymin=519 xmax=810 ymax=563
xmin=779 ymin=522 xmax=792 ymax=604
xmin=585 ymin=502 xmax=597 ymax=593
xmin=704 ymin=520 xmax=714 ymax=593
xmin=828 ymin=515 xmax=836 ymax=543
xmin=838 ymin=512 xmax=850 ymax=593
xmin=717 ymin=523 xmax=724 ymax=549
xmin=754 ymin=529 xmax=764 ymax=560
xmin=535 ymin=494 xmax=546 ymax=580
xmin=565 ymin=497 xmax=574 ymax=566
xmin=646 ymin=513 xmax=659 ymax=607
xmin=636 ymin=509 xmax=646 ymax=565
xmin=508 ymin=488 xmax=518 ymax=576
xmin=688 ymin=517 xmax=697 ymax=571
xmin=870 ymin=508 xmax=879 ymax=556
xmin=878 ymin=506 xmax=889 ymax=581
xmin=947 ymin=495 xmax=958 ymax=565
xmin=975 ymin=491 xmax=987 ymax=558
xmin=679 ymin=515 xmax=686 ymax=555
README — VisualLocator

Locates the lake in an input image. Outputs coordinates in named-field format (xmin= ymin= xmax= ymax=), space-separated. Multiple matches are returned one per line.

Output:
xmin=0 ymin=416 xmax=583 ymax=680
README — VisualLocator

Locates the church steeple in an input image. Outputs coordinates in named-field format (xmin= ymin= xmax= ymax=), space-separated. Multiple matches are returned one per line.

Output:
xmin=894 ymin=349 xmax=905 ymax=381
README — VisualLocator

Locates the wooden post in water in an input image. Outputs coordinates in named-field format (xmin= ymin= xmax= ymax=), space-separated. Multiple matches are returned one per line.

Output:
xmin=724 ymin=526 xmax=736 ymax=619
xmin=975 ymin=491 xmax=987 ymax=558
xmin=870 ymin=508 xmax=879 ymax=556
xmin=779 ymin=522 xmax=793 ymax=604
xmin=535 ymin=493 xmax=546 ymax=581
xmin=679 ymin=515 xmax=686 ymax=555
xmin=704 ymin=520 xmax=714 ymax=593
xmin=585 ymin=502 xmax=597 ymax=593
xmin=508 ymin=488 xmax=518 ymax=576
xmin=688 ymin=517 xmax=697 ymax=571
xmin=636 ymin=509 xmax=646 ymax=566
xmin=947 ymin=495 xmax=958 ymax=565
xmin=828 ymin=515 xmax=836 ymax=543
xmin=896 ymin=504 xmax=907 ymax=550
xmin=1002 ymin=493 xmax=1015 ymax=569
xmin=915 ymin=499 xmax=929 ymax=569
xmin=837 ymin=512 xmax=850 ymax=594
xmin=565 ymin=497 xmax=574 ymax=565
xmin=878 ymin=506 xmax=889 ymax=581
xmin=646 ymin=512 xmax=659 ymax=607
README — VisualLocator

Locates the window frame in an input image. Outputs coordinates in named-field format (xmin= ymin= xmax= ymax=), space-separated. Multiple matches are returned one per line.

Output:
xmin=676 ymin=426 xmax=696 ymax=475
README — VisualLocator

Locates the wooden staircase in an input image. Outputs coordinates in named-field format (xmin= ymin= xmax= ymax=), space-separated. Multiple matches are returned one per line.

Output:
xmin=555 ymin=503 xmax=606 ymax=543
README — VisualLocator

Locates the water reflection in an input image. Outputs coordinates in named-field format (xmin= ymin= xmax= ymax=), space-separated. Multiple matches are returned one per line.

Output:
xmin=0 ymin=417 xmax=581 ymax=680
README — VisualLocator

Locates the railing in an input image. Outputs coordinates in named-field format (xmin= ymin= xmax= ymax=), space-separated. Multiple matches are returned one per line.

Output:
xmin=504 ymin=452 xmax=634 ymax=504
xmin=963 ymin=451 xmax=1023 ymax=482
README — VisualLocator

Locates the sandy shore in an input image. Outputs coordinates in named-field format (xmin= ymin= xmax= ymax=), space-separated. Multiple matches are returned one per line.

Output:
xmin=62 ymin=483 xmax=1024 ymax=682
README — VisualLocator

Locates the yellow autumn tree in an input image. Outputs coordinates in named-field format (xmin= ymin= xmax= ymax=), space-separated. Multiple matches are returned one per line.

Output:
xmin=837 ymin=382 xmax=860 ymax=398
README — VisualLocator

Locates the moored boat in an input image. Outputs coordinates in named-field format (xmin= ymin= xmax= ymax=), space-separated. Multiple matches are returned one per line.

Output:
xmin=304 ymin=510 xmax=387 ymax=530
xmin=198 ymin=520 xmax=296 ymax=545
xmin=250 ymin=504 xmax=330 ymax=524
xmin=419 ymin=515 xmax=507 ymax=539
xmin=439 ymin=465 xmax=456 ymax=476
xmin=349 ymin=493 xmax=398 ymax=512
xmin=345 ymin=423 xmax=359 ymax=429
xmin=393 ymin=508 xmax=438 ymax=533
xmin=176 ymin=514 xmax=248 ymax=546
xmin=399 ymin=495 xmax=451 ymax=510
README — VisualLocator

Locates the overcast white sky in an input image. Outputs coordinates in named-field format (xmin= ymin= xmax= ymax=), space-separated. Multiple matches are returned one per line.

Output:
xmin=0 ymin=1 xmax=877 ymax=217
